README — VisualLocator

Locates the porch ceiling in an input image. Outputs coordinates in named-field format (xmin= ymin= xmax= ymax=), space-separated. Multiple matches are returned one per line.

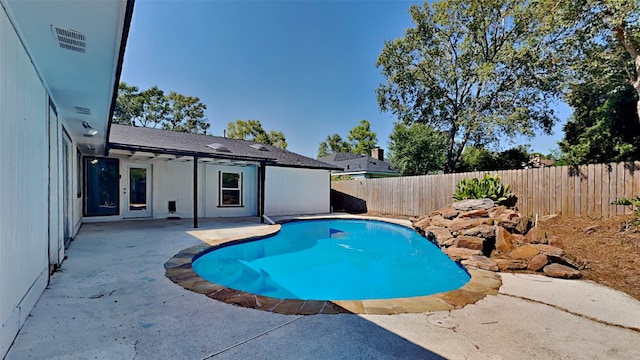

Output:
xmin=2 ymin=0 xmax=133 ymax=154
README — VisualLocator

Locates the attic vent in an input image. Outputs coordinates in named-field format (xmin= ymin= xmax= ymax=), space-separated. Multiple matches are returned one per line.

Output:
xmin=207 ymin=143 xmax=231 ymax=152
xmin=250 ymin=144 xmax=269 ymax=151
xmin=51 ymin=26 xmax=86 ymax=53
xmin=74 ymin=106 xmax=91 ymax=115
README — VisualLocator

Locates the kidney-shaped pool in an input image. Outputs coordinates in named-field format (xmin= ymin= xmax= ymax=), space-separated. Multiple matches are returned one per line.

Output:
xmin=192 ymin=219 xmax=470 ymax=301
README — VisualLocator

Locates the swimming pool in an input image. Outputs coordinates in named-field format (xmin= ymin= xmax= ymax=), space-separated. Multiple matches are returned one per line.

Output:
xmin=192 ymin=219 xmax=470 ymax=301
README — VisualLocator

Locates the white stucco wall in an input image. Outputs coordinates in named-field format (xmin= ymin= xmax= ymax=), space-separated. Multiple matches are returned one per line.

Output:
xmin=264 ymin=167 xmax=331 ymax=216
xmin=0 ymin=7 xmax=50 ymax=356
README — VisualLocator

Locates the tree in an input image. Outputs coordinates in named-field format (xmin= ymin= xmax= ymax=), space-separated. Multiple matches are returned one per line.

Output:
xmin=457 ymin=145 xmax=531 ymax=172
xmin=388 ymin=122 xmax=446 ymax=176
xmin=347 ymin=120 xmax=378 ymax=155
xmin=376 ymin=0 xmax=562 ymax=173
xmin=317 ymin=134 xmax=352 ymax=158
xmin=163 ymin=92 xmax=209 ymax=134
xmin=537 ymin=0 xmax=640 ymax=120
xmin=225 ymin=119 xmax=287 ymax=149
xmin=317 ymin=120 xmax=378 ymax=158
xmin=113 ymin=82 xmax=210 ymax=134
xmin=559 ymin=69 xmax=640 ymax=165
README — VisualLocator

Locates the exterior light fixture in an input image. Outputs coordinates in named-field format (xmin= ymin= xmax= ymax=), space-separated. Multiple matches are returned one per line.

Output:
xmin=82 ymin=121 xmax=98 ymax=136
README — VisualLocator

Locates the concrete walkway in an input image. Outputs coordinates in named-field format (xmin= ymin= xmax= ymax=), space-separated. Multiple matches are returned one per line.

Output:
xmin=6 ymin=218 xmax=640 ymax=359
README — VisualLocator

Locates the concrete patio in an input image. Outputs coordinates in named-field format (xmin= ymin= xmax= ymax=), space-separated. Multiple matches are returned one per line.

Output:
xmin=5 ymin=218 xmax=640 ymax=359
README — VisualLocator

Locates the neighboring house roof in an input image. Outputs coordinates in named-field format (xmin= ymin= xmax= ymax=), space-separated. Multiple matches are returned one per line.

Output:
xmin=318 ymin=152 xmax=397 ymax=174
xmin=108 ymin=124 xmax=340 ymax=170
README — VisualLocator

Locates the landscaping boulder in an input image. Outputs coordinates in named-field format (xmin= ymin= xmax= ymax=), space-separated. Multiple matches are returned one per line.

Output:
xmin=461 ymin=255 xmax=499 ymax=272
xmin=444 ymin=247 xmax=482 ymax=261
xmin=430 ymin=215 xmax=453 ymax=228
xmin=508 ymin=244 xmax=540 ymax=261
xmin=424 ymin=226 xmax=454 ymax=246
xmin=494 ymin=259 xmax=528 ymax=271
xmin=495 ymin=226 xmax=516 ymax=254
xmin=527 ymin=253 xmax=549 ymax=271
xmin=455 ymin=236 xmax=485 ymax=251
xmin=413 ymin=217 xmax=431 ymax=230
xmin=449 ymin=217 xmax=494 ymax=232
xmin=460 ymin=224 xmax=495 ymax=238
xmin=543 ymin=263 xmax=582 ymax=279
xmin=451 ymin=198 xmax=495 ymax=211
xmin=436 ymin=207 xmax=459 ymax=219
xmin=458 ymin=209 xmax=489 ymax=219
xmin=525 ymin=227 xmax=547 ymax=244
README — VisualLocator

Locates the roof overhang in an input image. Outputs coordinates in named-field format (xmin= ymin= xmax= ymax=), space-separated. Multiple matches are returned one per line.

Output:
xmin=1 ymin=0 xmax=134 ymax=154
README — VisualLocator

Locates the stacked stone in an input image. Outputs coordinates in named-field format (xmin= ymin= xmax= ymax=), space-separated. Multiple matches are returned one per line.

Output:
xmin=411 ymin=199 xmax=585 ymax=279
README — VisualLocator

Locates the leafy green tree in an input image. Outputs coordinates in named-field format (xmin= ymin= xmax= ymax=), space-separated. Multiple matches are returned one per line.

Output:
xmin=347 ymin=120 xmax=378 ymax=155
xmin=376 ymin=0 xmax=562 ymax=173
xmin=113 ymin=82 xmax=210 ymax=134
xmin=162 ymin=92 xmax=209 ymax=134
xmin=458 ymin=145 xmax=530 ymax=172
xmin=537 ymin=0 xmax=640 ymax=120
xmin=225 ymin=119 xmax=287 ymax=149
xmin=388 ymin=122 xmax=446 ymax=176
xmin=317 ymin=120 xmax=379 ymax=158
xmin=317 ymin=134 xmax=352 ymax=158
xmin=559 ymin=76 xmax=640 ymax=165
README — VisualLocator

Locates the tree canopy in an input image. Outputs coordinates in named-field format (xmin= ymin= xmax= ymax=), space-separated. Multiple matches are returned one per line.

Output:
xmin=376 ymin=0 xmax=563 ymax=173
xmin=558 ymin=42 xmax=640 ymax=165
xmin=537 ymin=0 xmax=640 ymax=120
xmin=113 ymin=82 xmax=210 ymax=134
xmin=225 ymin=119 xmax=288 ymax=149
xmin=388 ymin=122 xmax=446 ymax=176
xmin=317 ymin=120 xmax=378 ymax=158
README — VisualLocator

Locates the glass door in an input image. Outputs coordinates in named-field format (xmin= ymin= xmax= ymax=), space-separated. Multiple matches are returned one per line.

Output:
xmin=124 ymin=164 xmax=152 ymax=218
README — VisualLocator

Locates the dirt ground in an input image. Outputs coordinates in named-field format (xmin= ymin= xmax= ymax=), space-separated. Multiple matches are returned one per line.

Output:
xmin=366 ymin=212 xmax=640 ymax=301
xmin=538 ymin=215 xmax=640 ymax=301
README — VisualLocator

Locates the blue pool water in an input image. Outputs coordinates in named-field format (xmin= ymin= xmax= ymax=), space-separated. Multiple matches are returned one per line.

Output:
xmin=192 ymin=219 xmax=470 ymax=300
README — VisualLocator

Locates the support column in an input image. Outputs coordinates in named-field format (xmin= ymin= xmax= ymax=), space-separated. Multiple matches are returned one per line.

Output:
xmin=259 ymin=162 xmax=266 ymax=223
xmin=193 ymin=156 xmax=198 ymax=228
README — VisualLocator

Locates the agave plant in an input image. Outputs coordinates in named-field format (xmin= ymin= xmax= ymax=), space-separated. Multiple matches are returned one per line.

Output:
xmin=453 ymin=173 xmax=514 ymax=205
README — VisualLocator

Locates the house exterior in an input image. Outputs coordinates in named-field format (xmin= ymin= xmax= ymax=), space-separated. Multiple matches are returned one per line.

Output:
xmin=0 ymin=1 xmax=335 ymax=356
xmin=319 ymin=148 xmax=399 ymax=179
xmin=98 ymin=124 xmax=338 ymax=223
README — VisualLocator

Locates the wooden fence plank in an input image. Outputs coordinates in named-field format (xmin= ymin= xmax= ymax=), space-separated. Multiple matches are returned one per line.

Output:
xmin=594 ymin=164 xmax=602 ymax=218
xmin=624 ymin=163 xmax=634 ymax=216
xmin=616 ymin=162 xmax=625 ymax=216
xmin=602 ymin=164 xmax=611 ymax=218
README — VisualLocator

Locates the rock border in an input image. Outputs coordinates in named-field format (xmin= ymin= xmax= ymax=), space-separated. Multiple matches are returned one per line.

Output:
xmin=164 ymin=218 xmax=502 ymax=315
xmin=411 ymin=199 xmax=586 ymax=279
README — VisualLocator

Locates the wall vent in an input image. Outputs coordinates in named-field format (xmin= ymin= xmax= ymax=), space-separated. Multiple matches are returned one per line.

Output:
xmin=51 ymin=25 xmax=86 ymax=53
xmin=74 ymin=106 xmax=91 ymax=115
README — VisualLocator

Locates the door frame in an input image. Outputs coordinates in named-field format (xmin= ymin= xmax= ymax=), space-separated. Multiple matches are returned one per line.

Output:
xmin=123 ymin=163 xmax=152 ymax=218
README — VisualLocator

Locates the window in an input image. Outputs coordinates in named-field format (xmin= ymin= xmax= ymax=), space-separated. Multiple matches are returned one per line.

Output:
xmin=219 ymin=171 xmax=242 ymax=206
xmin=85 ymin=158 xmax=119 ymax=216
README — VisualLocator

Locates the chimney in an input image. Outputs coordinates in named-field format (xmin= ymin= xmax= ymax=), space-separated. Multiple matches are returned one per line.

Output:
xmin=371 ymin=148 xmax=384 ymax=161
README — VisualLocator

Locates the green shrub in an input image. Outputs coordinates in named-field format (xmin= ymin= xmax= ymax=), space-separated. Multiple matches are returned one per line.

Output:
xmin=453 ymin=173 xmax=514 ymax=205
xmin=611 ymin=197 xmax=640 ymax=217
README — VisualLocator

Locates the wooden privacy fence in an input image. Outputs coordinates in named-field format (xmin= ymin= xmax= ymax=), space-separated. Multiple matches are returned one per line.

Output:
xmin=331 ymin=161 xmax=640 ymax=219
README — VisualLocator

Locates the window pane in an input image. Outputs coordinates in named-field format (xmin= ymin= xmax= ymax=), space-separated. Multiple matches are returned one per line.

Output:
xmin=222 ymin=190 xmax=240 ymax=205
xmin=129 ymin=168 xmax=147 ymax=211
xmin=85 ymin=158 xmax=119 ymax=216
xmin=222 ymin=173 xmax=239 ymax=188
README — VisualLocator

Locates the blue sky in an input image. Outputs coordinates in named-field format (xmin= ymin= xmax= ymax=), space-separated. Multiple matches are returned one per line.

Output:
xmin=121 ymin=0 xmax=568 ymax=159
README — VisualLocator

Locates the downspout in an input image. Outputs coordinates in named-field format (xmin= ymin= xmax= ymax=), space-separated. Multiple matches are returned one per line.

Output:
xmin=193 ymin=156 xmax=198 ymax=228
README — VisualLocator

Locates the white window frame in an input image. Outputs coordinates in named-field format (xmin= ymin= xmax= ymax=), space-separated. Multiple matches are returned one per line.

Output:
xmin=219 ymin=171 xmax=243 ymax=207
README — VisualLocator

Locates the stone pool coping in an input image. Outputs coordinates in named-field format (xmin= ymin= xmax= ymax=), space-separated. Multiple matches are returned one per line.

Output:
xmin=164 ymin=216 xmax=502 ymax=315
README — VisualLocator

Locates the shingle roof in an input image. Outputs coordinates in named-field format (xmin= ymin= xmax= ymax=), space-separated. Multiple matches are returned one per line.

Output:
xmin=318 ymin=152 xmax=397 ymax=174
xmin=108 ymin=124 xmax=340 ymax=170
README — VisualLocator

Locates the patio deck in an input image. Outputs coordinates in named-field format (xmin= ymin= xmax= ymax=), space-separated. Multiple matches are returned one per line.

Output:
xmin=6 ymin=217 xmax=640 ymax=359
